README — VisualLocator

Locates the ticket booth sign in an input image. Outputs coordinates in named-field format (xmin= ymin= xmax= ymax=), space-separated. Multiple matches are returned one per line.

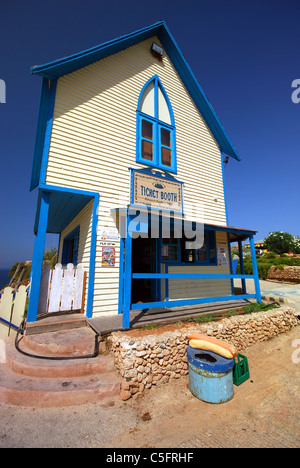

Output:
xmin=132 ymin=170 xmax=183 ymax=213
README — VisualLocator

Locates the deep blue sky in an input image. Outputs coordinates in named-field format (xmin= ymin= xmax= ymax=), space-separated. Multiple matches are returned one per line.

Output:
xmin=0 ymin=0 xmax=299 ymax=268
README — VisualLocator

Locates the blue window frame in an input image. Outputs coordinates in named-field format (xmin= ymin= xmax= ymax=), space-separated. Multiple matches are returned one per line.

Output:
xmin=161 ymin=229 xmax=217 ymax=266
xmin=61 ymin=226 xmax=80 ymax=266
xmin=137 ymin=75 xmax=177 ymax=173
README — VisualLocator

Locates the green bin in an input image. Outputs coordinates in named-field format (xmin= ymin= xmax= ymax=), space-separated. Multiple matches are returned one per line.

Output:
xmin=233 ymin=354 xmax=250 ymax=386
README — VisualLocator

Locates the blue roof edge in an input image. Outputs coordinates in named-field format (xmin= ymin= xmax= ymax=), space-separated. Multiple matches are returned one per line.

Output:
xmin=30 ymin=21 xmax=240 ymax=160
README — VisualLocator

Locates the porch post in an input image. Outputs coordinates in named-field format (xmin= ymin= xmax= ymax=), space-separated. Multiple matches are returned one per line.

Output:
xmin=249 ymin=235 xmax=262 ymax=302
xmin=238 ymin=239 xmax=247 ymax=294
xmin=27 ymin=191 xmax=50 ymax=323
xmin=123 ymin=210 xmax=132 ymax=329
xmin=118 ymin=233 xmax=125 ymax=315
xmin=86 ymin=194 xmax=99 ymax=319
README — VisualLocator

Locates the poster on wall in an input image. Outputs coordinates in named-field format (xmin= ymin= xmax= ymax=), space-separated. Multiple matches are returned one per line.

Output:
xmin=102 ymin=247 xmax=115 ymax=267
xmin=217 ymin=242 xmax=228 ymax=266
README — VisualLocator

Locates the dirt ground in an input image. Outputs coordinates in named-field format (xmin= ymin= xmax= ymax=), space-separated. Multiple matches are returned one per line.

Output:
xmin=0 ymin=326 xmax=299 ymax=449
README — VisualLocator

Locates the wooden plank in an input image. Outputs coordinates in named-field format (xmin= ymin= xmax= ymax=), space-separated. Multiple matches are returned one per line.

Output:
xmin=48 ymin=263 xmax=63 ymax=313
xmin=10 ymin=285 xmax=27 ymax=335
xmin=73 ymin=263 xmax=84 ymax=309
xmin=0 ymin=288 xmax=13 ymax=338
xmin=38 ymin=263 xmax=51 ymax=314
xmin=81 ymin=271 xmax=87 ymax=314
xmin=61 ymin=263 xmax=74 ymax=311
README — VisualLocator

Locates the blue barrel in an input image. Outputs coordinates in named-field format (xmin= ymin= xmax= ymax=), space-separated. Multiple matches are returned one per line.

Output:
xmin=187 ymin=346 xmax=235 ymax=404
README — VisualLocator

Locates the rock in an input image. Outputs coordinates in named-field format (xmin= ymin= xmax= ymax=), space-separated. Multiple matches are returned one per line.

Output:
xmin=120 ymin=389 xmax=131 ymax=401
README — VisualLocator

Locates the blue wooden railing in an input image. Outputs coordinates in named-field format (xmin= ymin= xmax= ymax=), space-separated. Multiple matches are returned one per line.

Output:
xmin=129 ymin=273 xmax=259 ymax=311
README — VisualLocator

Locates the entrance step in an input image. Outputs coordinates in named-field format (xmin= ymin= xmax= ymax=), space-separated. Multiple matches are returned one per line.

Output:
xmin=0 ymin=327 xmax=121 ymax=407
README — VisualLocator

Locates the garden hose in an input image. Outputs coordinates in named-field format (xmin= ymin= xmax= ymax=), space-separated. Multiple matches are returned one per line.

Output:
xmin=14 ymin=319 xmax=100 ymax=361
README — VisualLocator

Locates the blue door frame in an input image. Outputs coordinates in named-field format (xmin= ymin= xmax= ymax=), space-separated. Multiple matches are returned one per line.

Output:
xmin=118 ymin=209 xmax=262 ymax=329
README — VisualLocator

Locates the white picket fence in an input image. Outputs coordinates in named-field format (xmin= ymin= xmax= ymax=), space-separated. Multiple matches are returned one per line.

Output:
xmin=38 ymin=263 xmax=86 ymax=315
xmin=0 ymin=285 xmax=28 ymax=339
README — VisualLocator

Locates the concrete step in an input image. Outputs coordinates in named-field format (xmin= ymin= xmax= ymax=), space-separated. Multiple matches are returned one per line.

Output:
xmin=5 ymin=338 xmax=115 ymax=379
xmin=0 ymin=363 xmax=121 ymax=407
xmin=22 ymin=326 xmax=106 ymax=357
xmin=0 ymin=327 xmax=121 ymax=407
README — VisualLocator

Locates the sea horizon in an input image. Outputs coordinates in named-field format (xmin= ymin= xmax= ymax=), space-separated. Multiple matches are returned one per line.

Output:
xmin=0 ymin=268 xmax=11 ymax=290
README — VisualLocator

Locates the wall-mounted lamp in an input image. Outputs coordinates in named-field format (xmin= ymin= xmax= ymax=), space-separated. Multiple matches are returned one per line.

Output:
xmin=223 ymin=156 xmax=229 ymax=167
xmin=151 ymin=42 xmax=164 ymax=60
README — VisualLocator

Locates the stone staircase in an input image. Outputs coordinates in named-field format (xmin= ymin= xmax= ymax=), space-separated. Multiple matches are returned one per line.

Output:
xmin=0 ymin=326 xmax=121 ymax=407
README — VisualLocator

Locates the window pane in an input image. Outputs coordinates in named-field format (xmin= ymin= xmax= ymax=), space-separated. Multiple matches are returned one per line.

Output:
xmin=161 ymin=147 xmax=171 ymax=166
xmin=142 ymin=120 xmax=153 ymax=140
xmin=140 ymin=81 xmax=155 ymax=117
xmin=158 ymin=86 xmax=171 ymax=124
xmin=142 ymin=140 xmax=153 ymax=160
xmin=161 ymin=128 xmax=171 ymax=147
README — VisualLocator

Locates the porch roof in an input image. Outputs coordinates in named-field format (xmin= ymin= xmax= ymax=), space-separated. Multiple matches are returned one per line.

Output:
xmin=34 ymin=186 xmax=95 ymax=234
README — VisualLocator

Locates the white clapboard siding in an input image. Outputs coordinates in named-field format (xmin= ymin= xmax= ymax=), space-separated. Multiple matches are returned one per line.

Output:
xmin=45 ymin=35 xmax=230 ymax=316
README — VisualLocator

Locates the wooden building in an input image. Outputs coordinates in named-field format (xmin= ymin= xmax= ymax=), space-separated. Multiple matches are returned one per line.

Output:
xmin=27 ymin=22 xmax=261 ymax=328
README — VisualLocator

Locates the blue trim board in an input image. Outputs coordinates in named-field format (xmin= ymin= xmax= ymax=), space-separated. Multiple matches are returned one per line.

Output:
xmin=30 ymin=79 xmax=57 ymax=191
xmin=136 ymin=89 xmax=177 ymax=173
xmin=86 ymin=193 xmax=99 ymax=319
xmin=249 ymin=235 xmax=262 ymax=302
xmin=30 ymin=21 xmax=240 ymax=161
xmin=27 ymin=191 xmax=51 ymax=322
xmin=131 ymin=294 xmax=256 ymax=311
xmin=34 ymin=184 xmax=97 ymax=234
xmin=132 ymin=273 xmax=253 ymax=280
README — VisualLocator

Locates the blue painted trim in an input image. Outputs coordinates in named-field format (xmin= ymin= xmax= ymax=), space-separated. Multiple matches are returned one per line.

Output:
xmin=132 ymin=273 xmax=253 ymax=279
xmin=221 ymin=152 xmax=229 ymax=225
xmin=86 ymin=193 xmax=99 ymax=319
xmin=130 ymin=294 xmax=256 ymax=311
xmin=30 ymin=21 xmax=240 ymax=160
xmin=27 ymin=191 xmax=50 ymax=323
xmin=136 ymin=75 xmax=177 ymax=173
xmin=30 ymin=79 xmax=56 ymax=191
xmin=238 ymin=239 xmax=246 ymax=294
xmin=118 ymin=233 xmax=125 ymax=315
xmin=39 ymin=80 xmax=57 ymax=185
xmin=38 ymin=183 xmax=98 ymax=199
xmin=0 ymin=317 xmax=20 ymax=332
xmin=123 ymin=212 xmax=132 ymax=329
xmin=249 ymin=235 xmax=262 ymax=303
xmin=227 ymin=233 xmax=234 ymax=294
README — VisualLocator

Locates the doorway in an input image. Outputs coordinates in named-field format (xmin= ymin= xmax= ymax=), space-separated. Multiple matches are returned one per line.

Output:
xmin=131 ymin=237 xmax=160 ymax=305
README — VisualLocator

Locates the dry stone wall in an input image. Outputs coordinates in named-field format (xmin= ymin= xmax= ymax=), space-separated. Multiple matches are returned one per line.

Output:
xmin=108 ymin=306 xmax=298 ymax=400
xmin=268 ymin=265 xmax=300 ymax=283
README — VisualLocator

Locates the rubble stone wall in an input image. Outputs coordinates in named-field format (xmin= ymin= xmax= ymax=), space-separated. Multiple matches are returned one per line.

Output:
xmin=108 ymin=306 xmax=298 ymax=400
xmin=268 ymin=265 xmax=300 ymax=283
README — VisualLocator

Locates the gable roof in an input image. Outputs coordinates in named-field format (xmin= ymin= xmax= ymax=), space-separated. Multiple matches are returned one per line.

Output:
xmin=31 ymin=21 xmax=240 ymax=162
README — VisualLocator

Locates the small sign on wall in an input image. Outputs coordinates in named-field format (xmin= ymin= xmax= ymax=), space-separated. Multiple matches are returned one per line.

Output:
xmin=217 ymin=241 xmax=228 ymax=266
xmin=102 ymin=247 xmax=115 ymax=267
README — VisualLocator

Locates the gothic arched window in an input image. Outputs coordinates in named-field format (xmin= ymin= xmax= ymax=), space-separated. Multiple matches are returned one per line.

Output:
xmin=136 ymin=75 xmax=176 ymax=173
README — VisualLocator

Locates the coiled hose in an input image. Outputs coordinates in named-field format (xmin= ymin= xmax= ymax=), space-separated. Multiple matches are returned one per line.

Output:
xmin=15 ymin=319 xmax=100 ymax=360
